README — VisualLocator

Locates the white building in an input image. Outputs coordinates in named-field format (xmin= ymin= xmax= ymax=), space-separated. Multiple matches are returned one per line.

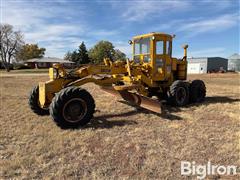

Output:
xmin=228 ymin=53 xmax=240 ymax=72
xmin=187 ymin=57 xmax=228 ymax=74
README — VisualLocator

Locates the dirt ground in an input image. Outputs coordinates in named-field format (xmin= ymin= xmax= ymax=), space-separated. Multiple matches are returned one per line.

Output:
xmin=0 ymin=73 xmax=239 ymax=179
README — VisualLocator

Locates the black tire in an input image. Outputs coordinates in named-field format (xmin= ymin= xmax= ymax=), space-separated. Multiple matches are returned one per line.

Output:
xmin=29 ymin=85 xmax=49 ymax=115
xmin=190 ymin=80 xmax=206 ymax=103
xmin=168 ymin=80 xmax=189 ymax=106
xmin=49 ymin=87 xmax=95 ymax=129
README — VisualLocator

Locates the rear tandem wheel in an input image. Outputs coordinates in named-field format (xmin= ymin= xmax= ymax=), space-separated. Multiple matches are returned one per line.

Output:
xmin=168 ymin=80 xmax=190 ymax=106
xmin=189 ymin=80 xmax=206 ymax=103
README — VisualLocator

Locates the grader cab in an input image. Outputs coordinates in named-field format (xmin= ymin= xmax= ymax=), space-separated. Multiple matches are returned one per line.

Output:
xmin=29 ymin=32 xmax=206 ymax=129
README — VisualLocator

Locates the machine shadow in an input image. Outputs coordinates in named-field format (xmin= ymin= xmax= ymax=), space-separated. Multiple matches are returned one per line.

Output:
xmin=183 ymin=96 xmax=240 ymax=109
xmin=164 ymin=96 xmax=240 ymax=111
xmin=84 ymin=96 xmax=239 ymax=129
xmin=86 ymin=103 xmax=182 ymax=130
xmin=86 ymin=110 xmax=139 ymax=129
xmin=204 ymin=96 xmax=240 ymax=104
xmin=86 ymin=110 xmax=181 ymax=129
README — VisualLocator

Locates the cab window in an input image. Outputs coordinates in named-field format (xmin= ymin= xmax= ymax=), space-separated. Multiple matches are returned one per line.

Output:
xmin=166 ymin=41 xmax=172 ymax=56
xmin=134 ymin=38 xmax=150 ymax=55
xmin=156 ymin=41 xmax=164 ymax=55
xmin=134 ymin=43 xmax=140 ymax=55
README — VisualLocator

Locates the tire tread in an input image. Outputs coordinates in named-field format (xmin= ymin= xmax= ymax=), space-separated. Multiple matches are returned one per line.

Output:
xmin=49 ymin=87 xmax=95 ymax=129
xmin=28 ymin=85 xmax=49 ymax=115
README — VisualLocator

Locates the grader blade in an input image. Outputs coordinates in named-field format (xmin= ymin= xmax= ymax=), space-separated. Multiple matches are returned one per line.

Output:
xmin=101 ymin=86 xmax=162 ymax=114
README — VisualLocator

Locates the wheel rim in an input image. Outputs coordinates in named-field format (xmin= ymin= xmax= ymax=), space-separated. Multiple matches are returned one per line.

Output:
xmin=62 ymin=98 xmax=87 ymax=123
xmin=176 ymin=87 xmax=187 ymax=104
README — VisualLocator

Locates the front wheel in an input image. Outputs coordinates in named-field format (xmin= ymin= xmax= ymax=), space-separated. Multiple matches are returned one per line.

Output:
xmin=49 ymin=87 xmax=95 ymax=129
xmin=29 ymin=85 xmax=49 ymax=115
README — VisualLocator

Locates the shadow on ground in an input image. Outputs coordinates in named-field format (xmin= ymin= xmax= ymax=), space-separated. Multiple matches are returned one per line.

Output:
xmin=87 ymin=110 xmax=138 ymax=129
xmin=86 ymin=96 xmax=240 ymax=129
xmin=204 ymin=96 xmax=240 ymax=104
xmin=87 ymin=104 xmax=182 ymax=129
xmin=163 ymin=95 xmax=240 ymax=110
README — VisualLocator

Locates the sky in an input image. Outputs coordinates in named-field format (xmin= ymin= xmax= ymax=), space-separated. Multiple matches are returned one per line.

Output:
xmin=1 ymin=0 xmax=239 ymax=58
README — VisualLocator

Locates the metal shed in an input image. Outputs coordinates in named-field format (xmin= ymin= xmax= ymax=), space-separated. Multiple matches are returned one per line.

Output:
xmin=187 ymin=57 xmax=228 ymax=74
xmin=228 ymin=53 xmax=240 ymax=72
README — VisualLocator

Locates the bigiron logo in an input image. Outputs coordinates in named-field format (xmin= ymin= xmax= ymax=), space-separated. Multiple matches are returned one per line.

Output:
xmin=181 ymin=161 xmax=238 ymax=179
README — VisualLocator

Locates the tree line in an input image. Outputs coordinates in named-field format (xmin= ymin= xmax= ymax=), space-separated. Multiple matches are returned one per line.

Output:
xmin=0 ymin=23 xmax=126 ymax=71
xmin=64 ymin=41 xmax=126 ymax=65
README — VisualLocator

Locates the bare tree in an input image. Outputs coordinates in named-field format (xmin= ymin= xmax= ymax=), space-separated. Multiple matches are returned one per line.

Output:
xmin=0 ymin=24 xmax=24 ymax=71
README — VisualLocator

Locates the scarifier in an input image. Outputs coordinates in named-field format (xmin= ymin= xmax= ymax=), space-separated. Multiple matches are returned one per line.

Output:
xmin=29 ymin=33 xmax=206 ymax=129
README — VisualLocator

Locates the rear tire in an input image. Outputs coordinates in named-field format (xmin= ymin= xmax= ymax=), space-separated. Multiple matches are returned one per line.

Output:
xmin=29 ymin=85 xmax=49 ymax=115
xmin=168 ymin=80 xmax=189 ymax=106
xmin=49 ymin=87 xmax=95 ymax=129
xmin=190 ymin=80 xmax=206 ymax=103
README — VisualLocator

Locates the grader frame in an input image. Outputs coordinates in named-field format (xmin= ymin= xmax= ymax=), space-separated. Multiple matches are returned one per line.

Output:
xmin=29 ymin=32 xmax=206 ymax=129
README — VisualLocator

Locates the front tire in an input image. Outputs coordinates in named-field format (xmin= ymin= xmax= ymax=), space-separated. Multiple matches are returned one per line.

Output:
xmin=29 ymin=85 xmax=49 ymax=115
xmin=49 ymin=87 xmax=95 ymax=129
xmin=168 ymin=80 xmax=189 ymax=106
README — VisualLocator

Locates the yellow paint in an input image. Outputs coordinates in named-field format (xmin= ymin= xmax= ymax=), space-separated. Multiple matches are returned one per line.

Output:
xmin=49 ymin=68 xmax=54 ymax=80
xmin=39 ymin=82 xmax=46 ymax=107
xmin=38 ymin=32 xmax=189 ymax=107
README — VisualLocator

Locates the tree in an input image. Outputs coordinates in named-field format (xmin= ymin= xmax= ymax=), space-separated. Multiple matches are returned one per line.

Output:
xmin=113 ymin=49 xmax=126 ymax=61
xmin=89 ymin=41 xmax=115 ymax=64
xmin=65 ymin=42 xmax=90 ymax=66
xmin=0 ymin=24 xmax=24 ymax=71
xmin=16 ymin=44 xmax=45 ymax=61
xmin=71 ymin=50 xmax=79 ymax=63
xmin=78 ymin=42 xmax=90 ymax=64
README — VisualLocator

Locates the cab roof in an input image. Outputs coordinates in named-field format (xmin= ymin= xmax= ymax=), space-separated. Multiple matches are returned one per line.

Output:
xmin=133 ymin=32 xmax=173 ymax=39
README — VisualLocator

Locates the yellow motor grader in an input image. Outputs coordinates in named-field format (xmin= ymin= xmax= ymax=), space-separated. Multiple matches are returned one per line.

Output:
xmin=29 ymin=32 xmax=206 ymax=129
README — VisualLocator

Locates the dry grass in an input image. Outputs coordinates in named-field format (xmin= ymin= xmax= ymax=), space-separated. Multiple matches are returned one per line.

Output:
xmin=0 ymin=73 xmax=239 ymax=179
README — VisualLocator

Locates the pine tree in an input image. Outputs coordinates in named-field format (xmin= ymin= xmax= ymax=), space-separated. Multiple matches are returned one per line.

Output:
xmin=71 ymin=50 xmax=79 ymax=63
xmin=78 ymin=42 xmax=90 ymax=64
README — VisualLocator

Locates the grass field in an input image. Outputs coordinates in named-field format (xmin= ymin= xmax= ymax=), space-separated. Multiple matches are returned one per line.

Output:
xmin=0 ymin=73 xmax=239 ymax=179
xmin=0 ymin=69 xmax=49 ymax=74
